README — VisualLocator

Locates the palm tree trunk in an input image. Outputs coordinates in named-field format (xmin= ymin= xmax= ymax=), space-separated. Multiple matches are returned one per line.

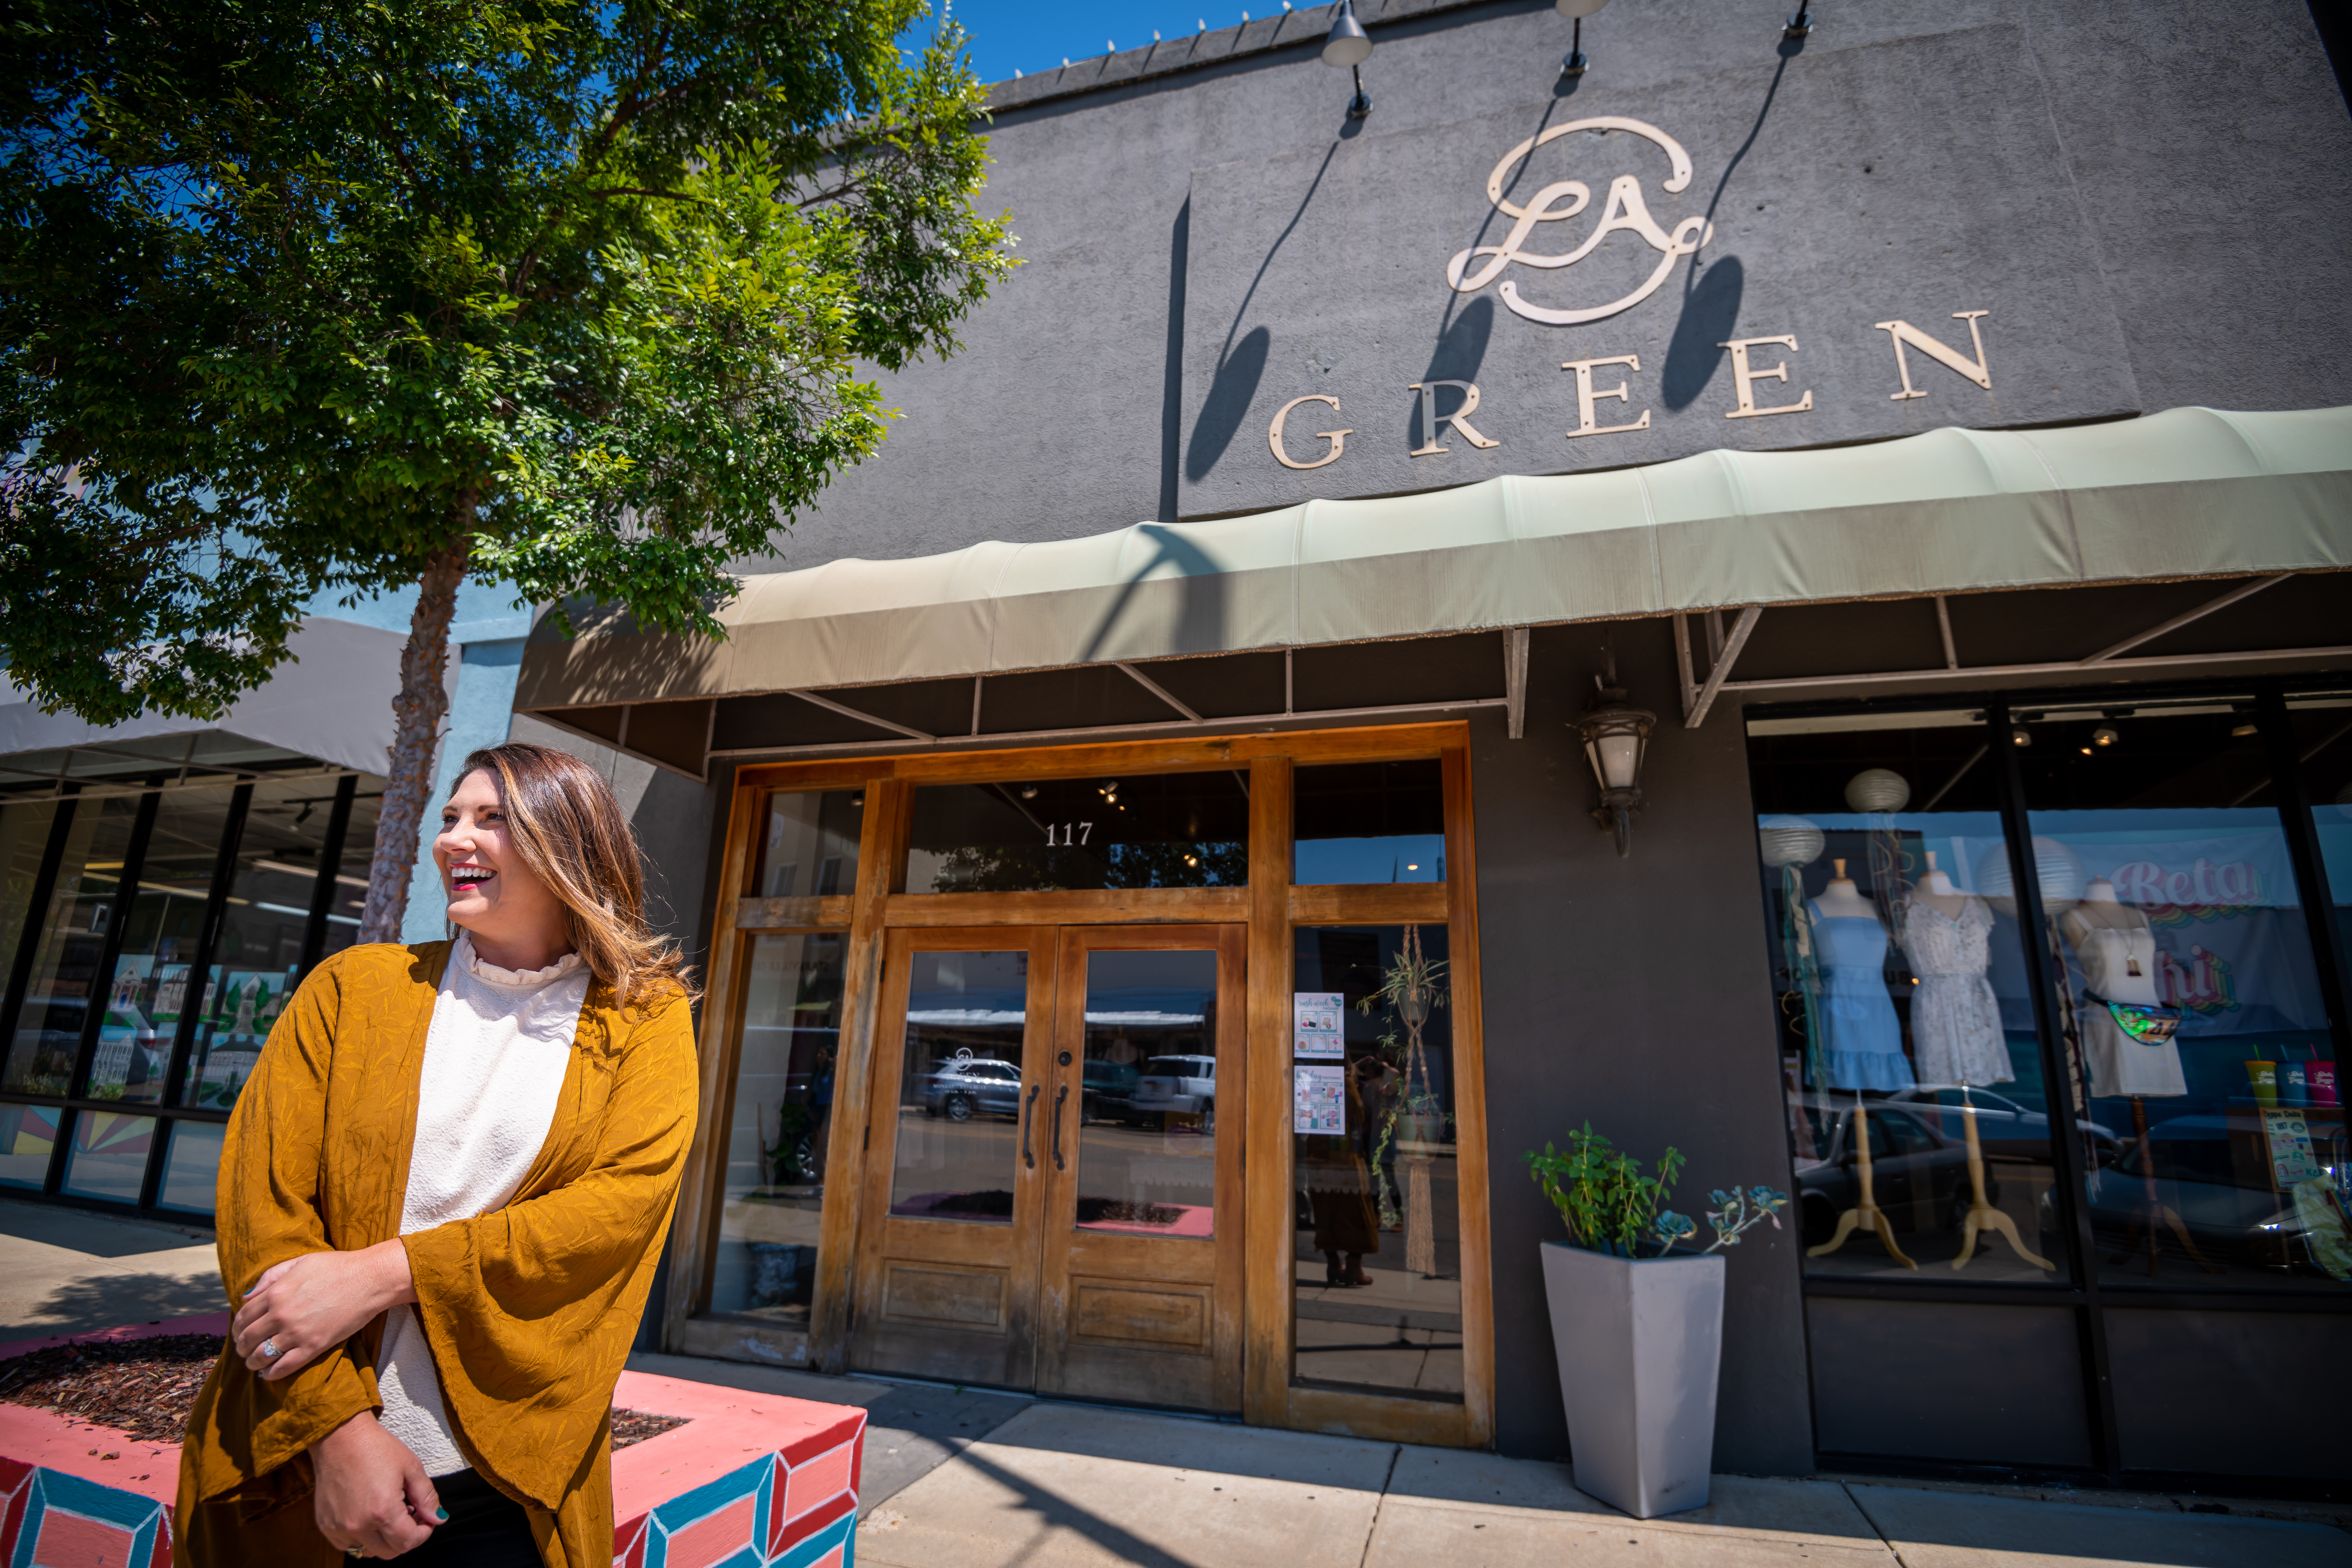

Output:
xmin=357 ymin=522 xmax=474 ymax=944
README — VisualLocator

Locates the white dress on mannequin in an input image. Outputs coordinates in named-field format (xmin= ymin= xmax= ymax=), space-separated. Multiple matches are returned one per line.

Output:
xmin=2073 ymin=923 xmax=2188 ymax=1098
xmin=1899 ymin=895 xmax=2013 ymax=1087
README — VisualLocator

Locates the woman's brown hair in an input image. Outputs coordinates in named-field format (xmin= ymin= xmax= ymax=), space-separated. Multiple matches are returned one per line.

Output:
xmin=454 ymin=741 xmax=696 ymax=1009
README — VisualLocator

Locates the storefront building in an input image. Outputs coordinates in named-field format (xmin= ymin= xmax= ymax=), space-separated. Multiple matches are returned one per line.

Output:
xmin=7 ymin=0 xmax=2343 ymax=1493
xmin=516 ymin=0 xmax=2352 ymax=1488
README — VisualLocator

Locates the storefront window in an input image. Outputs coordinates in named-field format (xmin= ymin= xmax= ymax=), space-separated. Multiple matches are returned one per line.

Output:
xmin=1747 ymin=710 xmax=2070 ymax=1282
xmin=0 ymin=800 xmax=60 ymax=979
xmin=707 ymin=930 xmax=847 ymax=1323
xmin=85 ymin=789 xmax=232 ymax=1103
xmin=1294 ymin=762 xmax=1444 ymax=884
xmin=60 ymin=1110 xmax=155 ymax=1203
xmin=906 ymin=773 xmax=1245 ymax=893
xmin=179 ymin=779 xmax=348 ymax=1109
xmin=1073 ymin=948 xmax=1219 ymax=1235
xmin=2019 ymin=698 xmax=2346 ymax=1289
xmin=308 ymin=780 xmax=380 ymax=971
xmin=155 ymin=1119 xmax=226 ymax=1216
xmin=756 ymin=790 xmax=863 ymax=898
xmin=0 ymin=1104 xmax=59 ymax=1190
xmin=1291 ymin=924 xmax=1463 ymax=1401
xmin=2290 ymin=692 xmax=2352 ymax=993
xmin=887 ymin=949 xmax=1030 ymax=1220
xmin=4 ymin=795 xmax=142 ymax=1096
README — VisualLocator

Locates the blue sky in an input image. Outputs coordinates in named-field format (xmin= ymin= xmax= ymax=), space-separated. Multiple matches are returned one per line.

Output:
xmin=906 ymin=1 xmax=1310 ymax=84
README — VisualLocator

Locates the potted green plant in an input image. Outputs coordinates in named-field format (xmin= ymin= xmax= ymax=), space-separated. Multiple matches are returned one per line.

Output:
xmin=1525 ymin=1126 xmax=1786 ymax=1519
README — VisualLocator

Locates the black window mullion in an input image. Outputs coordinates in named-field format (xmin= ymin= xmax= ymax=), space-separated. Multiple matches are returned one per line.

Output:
xmin=65 ymin=782 xmax=162 ymax=1102
xmin=1989 ymin=698 xmax=2123 ymax=1483
xmin=0 ymin=787 xmax=78 ymax=1077
xmin=2257 ymin=685 xmax=2352 ymax=1063
xmin=298 ymin=775 xmax=358 ymax=980
xmin=160 ymin=783 xmax=253 ymax=1113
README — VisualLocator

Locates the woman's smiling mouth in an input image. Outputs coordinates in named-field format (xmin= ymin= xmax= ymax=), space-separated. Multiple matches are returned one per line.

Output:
xmin=451 ymin=866 xmax=496 ymax=889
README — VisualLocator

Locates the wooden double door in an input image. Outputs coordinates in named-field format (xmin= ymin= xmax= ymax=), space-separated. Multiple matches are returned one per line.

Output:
xmin=849 ymin=923 xmax=1246 ymax=1411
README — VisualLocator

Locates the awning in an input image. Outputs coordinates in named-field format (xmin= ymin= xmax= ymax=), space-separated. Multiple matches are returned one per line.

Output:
xmin=518 ymin=407 xmax=2352 ymax=724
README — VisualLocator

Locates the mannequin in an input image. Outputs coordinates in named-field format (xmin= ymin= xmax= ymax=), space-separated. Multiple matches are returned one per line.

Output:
xmin=1810 ymin=861 xmax=1913 ymax=1092
xmin=1897 ymin=852 xmax=2048 ymax=1271
xmin=2060 ymin=878 xmax=2213 ymax=1276
xmin=1804 ymin=859 xmax=1916 ymax=1267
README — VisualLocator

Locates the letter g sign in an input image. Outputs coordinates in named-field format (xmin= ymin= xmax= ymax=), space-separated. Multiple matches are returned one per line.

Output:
xmin=1267 ymin=395 xmax=1353 ymax=470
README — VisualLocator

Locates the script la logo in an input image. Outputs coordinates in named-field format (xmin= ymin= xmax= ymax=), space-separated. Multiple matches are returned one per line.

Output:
xmin=1447 ymin=116 xmax=1710 ymax=327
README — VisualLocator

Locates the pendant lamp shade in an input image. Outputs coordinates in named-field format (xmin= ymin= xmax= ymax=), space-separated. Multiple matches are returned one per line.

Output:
xmin=1322 ymin=1 xmax=1373 ymax=67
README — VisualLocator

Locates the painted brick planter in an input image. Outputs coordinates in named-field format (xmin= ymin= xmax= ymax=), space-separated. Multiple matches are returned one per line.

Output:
xmin=0 ymin=1315 xmax=865 ymax=1568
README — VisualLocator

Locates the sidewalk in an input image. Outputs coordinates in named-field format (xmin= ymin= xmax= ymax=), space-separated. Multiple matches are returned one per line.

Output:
xmin=643 ymin=1354 xmax=2352 ymax=1568
xmin=3 ymin=1202 xmax=2345 ymax=1567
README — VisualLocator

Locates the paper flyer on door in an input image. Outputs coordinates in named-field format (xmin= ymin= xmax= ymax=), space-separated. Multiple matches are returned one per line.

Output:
xmin=1293 ymin=991 xmax=1345 ymax=1060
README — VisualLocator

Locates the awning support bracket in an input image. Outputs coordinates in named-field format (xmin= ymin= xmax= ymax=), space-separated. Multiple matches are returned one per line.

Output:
xmin=2083 ymin=573 xmax=2293 ymax=664
xmin=1116 ymin=661 xmax=1204 ymax=724
xmin=1505 ymin=628 xmax=1530 ymax=740
xmin=1685 ymin=607 xmax=1762 ymax=729
xmin=786 ymin=689 xmax=935 ymax=742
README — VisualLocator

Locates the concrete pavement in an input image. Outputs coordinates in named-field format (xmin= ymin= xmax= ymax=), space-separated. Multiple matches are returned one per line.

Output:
xmin=0 ymin=1197 xmax=222 ymax=1340
xmin=4 ymin=1200 xmax=2347 ymax=1566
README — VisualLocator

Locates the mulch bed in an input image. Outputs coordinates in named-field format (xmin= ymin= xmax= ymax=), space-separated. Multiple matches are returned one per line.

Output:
xmin=0 ymin=1335 xmax=689 ymax=1452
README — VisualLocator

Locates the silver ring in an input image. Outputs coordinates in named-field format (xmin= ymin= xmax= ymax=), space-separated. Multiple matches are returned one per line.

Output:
xmin=260 ymin=1339 xmax=281 ymax=1360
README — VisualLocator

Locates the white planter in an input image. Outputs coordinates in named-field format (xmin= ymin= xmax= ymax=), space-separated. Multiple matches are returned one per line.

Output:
xmin=1539 ymin=1241 xmax=1725 ymax=1519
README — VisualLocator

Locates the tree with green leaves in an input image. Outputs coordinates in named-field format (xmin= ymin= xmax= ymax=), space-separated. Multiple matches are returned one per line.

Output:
xmin=1 ymin=0 xmax=1014 ymax=939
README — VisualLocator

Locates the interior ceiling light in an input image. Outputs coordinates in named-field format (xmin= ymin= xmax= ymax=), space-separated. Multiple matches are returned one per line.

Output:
xmin=2092 ymin=726 xmax=2119 ymax=747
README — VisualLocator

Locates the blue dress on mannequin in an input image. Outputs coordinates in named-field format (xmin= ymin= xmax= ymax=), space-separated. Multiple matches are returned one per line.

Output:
xmin=1809 ymin=900 xmax=1915 ymax=1092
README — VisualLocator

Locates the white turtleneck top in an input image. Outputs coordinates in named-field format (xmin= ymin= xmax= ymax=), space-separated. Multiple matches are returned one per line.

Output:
xmin=374 ymin=932 xmax=590 ymax=1477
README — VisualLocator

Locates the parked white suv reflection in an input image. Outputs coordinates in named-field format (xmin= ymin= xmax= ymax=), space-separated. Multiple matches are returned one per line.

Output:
xmin=1130 ymin=1053 xmax=1216 ymax=1128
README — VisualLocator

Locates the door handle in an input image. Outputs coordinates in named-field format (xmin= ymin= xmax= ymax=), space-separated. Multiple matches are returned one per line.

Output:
xmin=1052 ymin=1085 xmax=1069 ymax=1170
xmin=1021 ymin=1083 xmax=1040 ymax=1169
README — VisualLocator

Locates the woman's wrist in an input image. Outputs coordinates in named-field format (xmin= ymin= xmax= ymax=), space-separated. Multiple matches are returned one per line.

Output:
xmin=366 ymin=1238 xmax=418 ymax=1311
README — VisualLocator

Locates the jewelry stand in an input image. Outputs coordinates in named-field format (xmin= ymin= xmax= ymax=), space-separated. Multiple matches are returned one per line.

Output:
xmin=2109 ymin=1094 xmax=2219 ymax=1276
xmin=1949 ymin=1088 xmax=2054 ymax=1271
xmin=1807 ymin=1095 xmax=1916 ymax=1269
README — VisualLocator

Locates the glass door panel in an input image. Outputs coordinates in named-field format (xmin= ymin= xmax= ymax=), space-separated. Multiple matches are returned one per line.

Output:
xmin=851 ymin=929 xmax=1056 ymax=1388
xmin=1072 ymin=948 xmax=1220 ymax=1236
xmin=1037 ymin=926 xmax=1245 ymax=1412
xmin=889 ymin=949 xmax=1035 ymax=1222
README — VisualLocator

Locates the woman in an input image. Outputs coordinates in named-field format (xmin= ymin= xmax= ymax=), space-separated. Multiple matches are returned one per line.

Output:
xmin=177 ymin=743 xmax=699 ymax=1565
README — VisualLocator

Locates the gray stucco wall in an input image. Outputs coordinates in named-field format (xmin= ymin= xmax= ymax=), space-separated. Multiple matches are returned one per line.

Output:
xmin=746 ymin=0 xmax=2351 ymax=573
xmin=1474 ymin=623 xmax=1808 ymax=1470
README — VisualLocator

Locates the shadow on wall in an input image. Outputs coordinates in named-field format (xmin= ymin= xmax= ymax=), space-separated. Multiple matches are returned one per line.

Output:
xmin=1185 ymin=141 xmax=1343 ymax=483
xmin=1407 ymin=296 xmax=1496 ymax=450
xmin=1661 ymin=47 xmax=1796 ymax=410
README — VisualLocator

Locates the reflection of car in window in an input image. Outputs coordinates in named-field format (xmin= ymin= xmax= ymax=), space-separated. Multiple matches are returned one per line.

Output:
xmin=919 ymin=1057 xmax=1024 ymax=1122
xmin=1081 ymin=1060 xmax=1141 ymax=1123
xmin=2081 ymin=1112 xmax=2343 ymax=1271
xmin=1882 ymin=1086 xmax=2121 ymax=1163
xmin=1131 ymin=1054 xmax=1216 ymax=1128
xmin=1791 ymin=1100 xmax=1989 ymax=1249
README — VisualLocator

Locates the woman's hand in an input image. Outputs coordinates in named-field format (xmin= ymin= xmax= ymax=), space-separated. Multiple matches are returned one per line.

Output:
xmin=310 ymin=1412 xmax=443 ymax=1558
xmin=231 ymin=1240 xmax=416 ymax=1381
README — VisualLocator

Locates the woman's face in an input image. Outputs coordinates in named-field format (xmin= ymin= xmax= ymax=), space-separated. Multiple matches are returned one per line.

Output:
xmin=435 ymin=768 xmax=569 ymax=954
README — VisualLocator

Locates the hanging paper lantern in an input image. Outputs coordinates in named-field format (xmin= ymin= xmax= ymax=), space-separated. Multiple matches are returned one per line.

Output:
xmin=1844 ymin=767 xmax=1912 ymax=813
xmin=1757 ymin=814 xmax=1826 ymax=868
xmin=1974 ymin=837 xmax=2089 ymax=906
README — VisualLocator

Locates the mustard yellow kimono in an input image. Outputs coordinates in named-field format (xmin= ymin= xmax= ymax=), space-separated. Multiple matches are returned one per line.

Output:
xmin=176 ymin=940 xmax=698 ymax=1567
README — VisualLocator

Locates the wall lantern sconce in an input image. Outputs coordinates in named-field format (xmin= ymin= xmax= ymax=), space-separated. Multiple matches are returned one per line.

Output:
xmin=1556 ymin=0 xmax=1610 ymax=78
xmin=1322 ymin=0 xmax=1373 ymax=118
xmin=1577 ymin=654 xmax=1656 ymax=858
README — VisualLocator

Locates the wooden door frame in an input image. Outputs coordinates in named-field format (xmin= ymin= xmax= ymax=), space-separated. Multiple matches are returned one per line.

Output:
xmin=668 ymin=722 xmax=1495 ymax=1448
